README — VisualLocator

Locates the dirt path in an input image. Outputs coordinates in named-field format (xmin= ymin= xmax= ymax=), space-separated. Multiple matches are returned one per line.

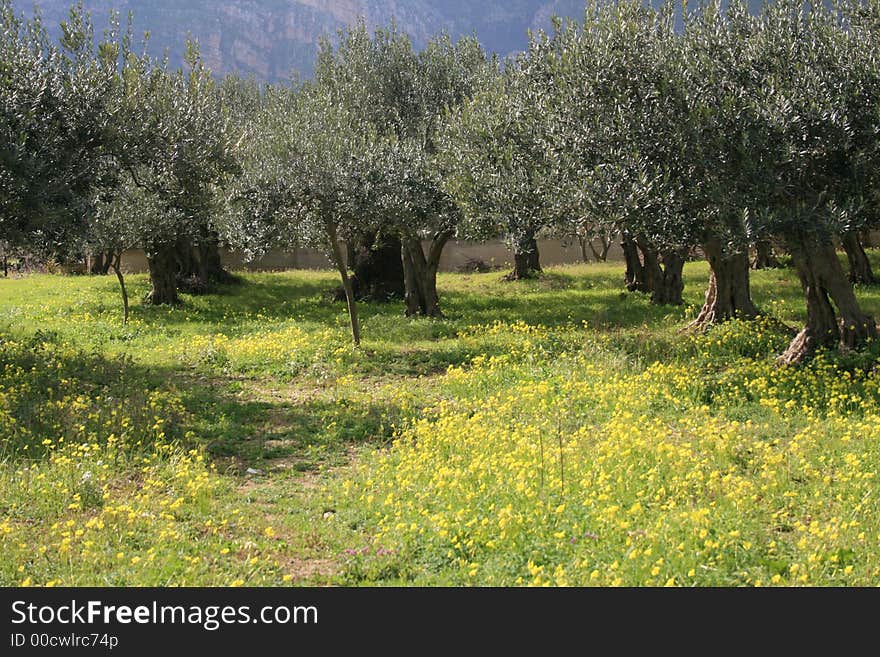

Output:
xmin=219 ymin=378 xmax=382 ymax=585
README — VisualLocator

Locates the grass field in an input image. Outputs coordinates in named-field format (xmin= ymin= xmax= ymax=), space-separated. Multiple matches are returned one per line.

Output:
xmin=1 ymin=255 xmax=879 ymax=586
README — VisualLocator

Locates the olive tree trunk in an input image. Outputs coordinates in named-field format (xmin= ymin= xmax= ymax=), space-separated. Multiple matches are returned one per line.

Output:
xmin=752 ymin=240 xmax=779 ymax=270
xmin=507 ymin=229 xmax=542 ymax=280
xmin=174 ymin=236 xmax=199 ymax=280
xmin=589 ymin=234 xmax=613 ymax=262
xmin=402 ymin=232 xmax=450 ymax=317
xmin=89 ymin=252 xmax=105 ymax=275
xmin=342 ymin=230 xmax=405 ymax=302
xmin=146 ymin=243 xmax=180 ymax=306
xmin=197 ymin=236 xmax=234 ymax=285
xmin=841 ymin=231 xmax=877 ymax=286
xmin=578 ymin=234 xmax=591 ymax=264
xmin=636 ymin=235 xmax=684 ymax=306
xmin=622 ymin=232 xmax=648 ymax=293
xmin=689 ymin=237 xmax=759 ymax=329
xmin=169 ymin=231 xmax=234 ymax=294
xmin=778 ymin=232 xmax=877 ymax=365
xmin=327 ymin=223 xmax=360 ymax=346
xmin=88 ymin=251 xmax=113 ymax=275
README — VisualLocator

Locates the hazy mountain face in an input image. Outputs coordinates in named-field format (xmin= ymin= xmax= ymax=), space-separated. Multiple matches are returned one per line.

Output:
xmin=12 ymin=0 xmax=588 ymax=81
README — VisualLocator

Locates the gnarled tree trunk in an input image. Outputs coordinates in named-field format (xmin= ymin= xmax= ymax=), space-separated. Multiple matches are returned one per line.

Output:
xmin=172 ymin=231 xmax=234 ymax=294
xmin=578 ymin=232 xmax=612 ymax=263
xmin=343 ymin=230 xmax=404 ymax=302
xmin=654 ymin=251 xmax=685 ymax=306
xmin=507 ymin=229 xmax=542 ymax=280
xmin=146 ymin=243 xmax=180 ymax=306
xmin=622 ymin=232 xmax=648 ymax=293
xmin=174 ymin=236 xmax=199 ymax=279
xmin=578 ymin=234 xmax=591 ymax=264
xmin=778 ymin=232 xmax=877 ymax=365
xmin=589 ymin=233 xmax=613 ymax=263
xmin=841 ymin=231 xmax=877 ymax=286
xmin=402 ymin=232 xmax=450 ymax=317
xmin=402 ymin=245 xmax=421 ymax=317
xmin=689 ymin=237 xmax=759 ymax=329
xmin=88 ymin=251 xmax=113 ymax=275
xmin=196 ymin=228 xmax=236 ymax=286
xmin=752 ymin=240 xmax=779 ymax=270
xmin=89 ymin=252 xmax=105 ymax=275
xmin=197 ymin=236 xmax=234 ymax=285
xmin=636 ymin=235 xmax=684 ymax=306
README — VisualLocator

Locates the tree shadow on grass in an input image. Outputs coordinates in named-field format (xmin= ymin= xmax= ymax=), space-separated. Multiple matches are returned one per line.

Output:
xmin=129 ymin=276 xmax=343 ymax=328
xmin=85 ymin=268 xmax=692 ymax=336
xmin=0 ymin=329 xmax=405 ymax=476
xmin=178 ymin=373 xmax=401 ymax=474
xmin=0 ymin=329 xmax=191 ymax=460
xmin=439 ymin=284 xmax=690 ymax=330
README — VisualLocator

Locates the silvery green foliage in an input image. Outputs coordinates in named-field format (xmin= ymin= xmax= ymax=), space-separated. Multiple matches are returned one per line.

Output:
xmin=106 ymin=44 xmax=240 ymax=255
xmin=231 ymin=23 xmax=489 ymax=262
xmin=0 ymin=0 xmax=239 ymax=260
xmin=435 ymin=0 xmax=880 ymax=262
xmin=316 ymin=23 xmax=489 ymax=242
xmin=232 ymin=80 xmax=385 ymax=260
xmin=674 ymin=0 xmax=880 ymax=246
xmin=6 ymin=0 xmax=880 ymax=274
xmin=744 ymin=0 xmax=880 ymax=239
xmin=675 ymin=0 xmax=763 ymax=249
xmin=88 ymin=173 xmax=175 ymax=256
xmin=435 ymin=37 xmax=563 ymax=250
xmin=0 ymin=1 xmax=119 ymax=255
xmin=538 ymin=1 xmax=696 ymax=251
xmin=561 ymin=0 xmax=761 ymax=252
xmin=437 ymin=5 xmax=693 ymax=254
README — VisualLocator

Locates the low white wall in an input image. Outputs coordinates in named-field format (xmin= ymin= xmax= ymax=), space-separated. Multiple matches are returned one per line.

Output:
xmin=119 ymin=238 xmax=608 ymax=274
xmin=117 ymin=231 xmax=880 ymax=274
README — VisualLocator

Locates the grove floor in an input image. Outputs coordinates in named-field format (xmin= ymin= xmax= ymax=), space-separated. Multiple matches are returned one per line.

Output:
xmin=1 ymin=255 xmax=879 ymax=586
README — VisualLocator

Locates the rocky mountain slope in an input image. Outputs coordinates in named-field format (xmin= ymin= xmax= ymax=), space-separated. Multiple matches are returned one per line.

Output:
xmin=13 ymin=0 xmax=588 ymax=81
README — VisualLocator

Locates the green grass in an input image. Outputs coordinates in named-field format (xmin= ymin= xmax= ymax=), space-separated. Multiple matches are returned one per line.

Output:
xmin=1 ymin=252 xmax=878 ymax=586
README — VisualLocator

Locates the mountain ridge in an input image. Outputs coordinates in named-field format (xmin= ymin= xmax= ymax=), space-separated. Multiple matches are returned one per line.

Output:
xmin=11 ymin=0 xmax=589 ymax=81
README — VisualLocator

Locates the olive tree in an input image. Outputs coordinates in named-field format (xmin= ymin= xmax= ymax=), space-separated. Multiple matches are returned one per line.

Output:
xmin=0 ymin=2 xmax=119 ymax=259
xmin=841 ymin=228 xmax=877 ymax=285
xmin=316 ymin=25 xmax=489 ymax=314
xmin=670 ymin=1 xmax=765 ymax=325
xmin=747 ymin=0 xmax=879 ymax=363
xmin=437 ymin=43 xmax=562 ymax=281
xmin=112 ymin=44 xmax=240 ymax=305
xmin=232 ymin=82 xmax=385 ymax=345
xmin=837 ymin=0 xmax=880 ymax=288
xmin=87 ymin=177 xmax=163 ymax=324
xmin=545 ymin=3 xmax=692 ymax=305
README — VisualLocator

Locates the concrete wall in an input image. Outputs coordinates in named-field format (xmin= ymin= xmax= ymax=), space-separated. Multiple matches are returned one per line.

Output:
xmin=119 ymin=245 xmax=343 ymax=274
xmin=119 ymin=238 xmax=606 ymax=274
xmin=437 ymin=238 xmax=607 ymax=271
xmin=118 ymin=231 xmax=880 ymax=275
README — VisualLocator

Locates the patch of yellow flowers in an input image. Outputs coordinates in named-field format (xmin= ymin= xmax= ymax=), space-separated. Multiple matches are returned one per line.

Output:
xmin=0 ymin=334 xmax=289 ymax=587
xmin=340 ymin=321 xmax=880 ymax=586
xmin=0 ymin=434 xmax=286 ymax=586
xmin=182 ymin=324 xmax=353 ymax=376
